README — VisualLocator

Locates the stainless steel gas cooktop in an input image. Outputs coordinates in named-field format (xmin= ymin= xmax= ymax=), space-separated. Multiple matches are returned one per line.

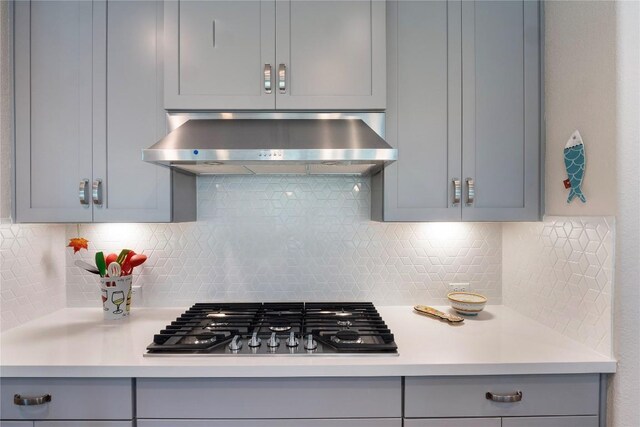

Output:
xmin=145 ymin=302 xmax=398 ymax=357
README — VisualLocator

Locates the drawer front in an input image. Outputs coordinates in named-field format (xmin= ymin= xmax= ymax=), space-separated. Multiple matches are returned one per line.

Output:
xmin=502 ymin=416 xmax=599 ymax=427
xmin=0 ymin=422 xmax=33 ymax=427
xmin=405 ymin=374 xmax=599 ymax=418
xmin=404 ymin=419 xmax=500 ymax=427
xmin=36 ymin=423 xmax=133 ymax=427
xmin=0 ymin=378 xmax=132 ymax=420
xmin=138 ymin=420 xmax=401 ymax=427
xmin=137 ymin=377 xmax=401 ymax=419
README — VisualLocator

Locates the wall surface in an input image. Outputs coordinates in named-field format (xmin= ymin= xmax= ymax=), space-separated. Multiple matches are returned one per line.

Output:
xmin=544 ymin=0 xmax=617 ymax=216
xmin=503 ymin=216 xmax=614 ymax=356
xmin=66 ymin=176 xmax=502 ymax=307
xmin=608 ymin=1 xmax=640 ymax=425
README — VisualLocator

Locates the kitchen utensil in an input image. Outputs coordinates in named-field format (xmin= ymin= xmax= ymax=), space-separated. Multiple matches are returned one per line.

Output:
xmin=116 ymin=249 xmax=131 ymax=265
xmin=413 ymin=305 xmax=464 ymax=323
xmin=107 ymin=262 xmax=121 ymax=278
xmin=95 ymin=252 xmax=107 ymax=277
xmin=130 ymin=253 xmax=147 ymax=268
xmin=447 ymin=292 xmax=487 ymax=316
xmin=121 ymin=251 xmax=136 ymax=275
xmin=105 ymin=253 xmax=118 ymax=266
xmin=74 ymin=260 xmax=100 ymax=275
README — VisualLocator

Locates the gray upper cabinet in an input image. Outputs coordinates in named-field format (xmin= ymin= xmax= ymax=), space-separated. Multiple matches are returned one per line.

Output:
xmin=14 ymin=1 xmax=94 ymax=223
xmin=274 ymin=0 xmax=386 ymax=110
xmin=14 ymin=1 xmax=195 ymax=223
xmin=461 ymin=0 xmax=541 ymax=221
xmin=376 ymin=0 xmax=541 ymax=222
xmin=164 ymin=0 xmax=276 ymax=110
xmin=164 ymin=0 xmax=385 ymax=110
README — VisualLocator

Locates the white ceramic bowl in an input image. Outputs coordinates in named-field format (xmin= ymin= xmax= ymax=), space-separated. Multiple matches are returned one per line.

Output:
xmin=447 ymin=291 xmax=487 ymax=316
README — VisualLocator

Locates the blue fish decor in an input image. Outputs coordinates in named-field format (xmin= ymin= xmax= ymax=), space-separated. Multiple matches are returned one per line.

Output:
xmin=563 ymin=130 xmax=587 ymax=203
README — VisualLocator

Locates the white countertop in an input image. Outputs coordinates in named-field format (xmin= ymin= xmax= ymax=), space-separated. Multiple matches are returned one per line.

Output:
xmin=0 ymin=306 xmax=616 ymax=378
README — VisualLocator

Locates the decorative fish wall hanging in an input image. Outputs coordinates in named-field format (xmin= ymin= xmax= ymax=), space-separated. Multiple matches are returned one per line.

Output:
xmin=563 ymin=130 xmax=587 ymax=203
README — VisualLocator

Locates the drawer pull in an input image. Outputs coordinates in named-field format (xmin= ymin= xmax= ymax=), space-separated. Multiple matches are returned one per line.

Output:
xmin=486 ymin=391 xmax=522 ymax=403
xmin=14 ymin=393 xmax=52 ymax=406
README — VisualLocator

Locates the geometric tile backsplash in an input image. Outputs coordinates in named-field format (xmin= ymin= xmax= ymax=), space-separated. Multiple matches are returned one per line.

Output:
xmin=0 ymin=223 xmax=66 ymax=331
xmin=66 ymin=176 xmax=503 ymax=307
xmin=503 ymin=216 xmax=614 ymax=356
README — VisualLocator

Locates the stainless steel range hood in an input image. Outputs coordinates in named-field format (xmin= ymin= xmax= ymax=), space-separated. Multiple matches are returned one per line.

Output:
xmin=143 ymin=112 xmax=396 ymax=176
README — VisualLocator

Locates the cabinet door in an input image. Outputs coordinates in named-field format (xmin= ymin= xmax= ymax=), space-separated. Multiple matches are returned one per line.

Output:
xmin=92 ymin=1 xmax=172 ymax=222
xmin=502 ymin=416 xmax=599 ymax=427
xmin=14 ymin=1 xmax=94 ymax=222
xmin=404 ymin=419 xmax=500 ymax=427
xmin=461 ymin=0 xmax=541 ymax=221
xmin=380 ymin=0 xmax=461 ymax=221
xmin=164 ymin=0 xmax=276 ymax=109
xmin=275 ymin=0 xmax=386 ymax=110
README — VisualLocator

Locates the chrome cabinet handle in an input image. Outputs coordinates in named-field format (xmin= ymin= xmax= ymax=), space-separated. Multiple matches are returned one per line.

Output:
xmin=452 ymin=178 xmax=461 ymax=206
xmin=78 ymin=179 xmax=90 ymax=206
xmin=465 ymin=178 xmax=475 ymax=206
xmin=486 ymin=391 xmax=522 ymax=403
xmin=264 ymin=64 xmax=272 ymax=94
xmin=92 ymin=179 xmax=103 ymax=207
xmin=278 ymin=64 xmax=286 ymax=93
xmin=14 ymin=393 xmax=52 ymax=406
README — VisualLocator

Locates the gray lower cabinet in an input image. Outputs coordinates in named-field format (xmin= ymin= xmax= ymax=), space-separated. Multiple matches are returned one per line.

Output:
xmin=136 ymin=377 xmax=402 ymax=419
xmin=502 ymin=416 xmax=599 ymax=427
xmin=138 ymin=421 xmax=400 ymax=427
xmin=0 ymin=378 xmax=132 ymax=422
xmin=404 ymin=419 xmax=501 ymax=427
xmin=404 ymin=374 xmax=600 ymax=424
xmin=376 ymin=0 xmax=541 ymax=222
xmin=164 ymin=0 xmax=385 ymax=110
xmin=14 ymin=1 xmax=195 ymax=223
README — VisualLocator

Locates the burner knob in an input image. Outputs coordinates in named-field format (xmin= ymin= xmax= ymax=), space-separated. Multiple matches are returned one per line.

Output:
xmin=286 ymin=331 xmax=299 ymax=347
xmin=248 ymin=331 xmax=261 ymax=348
xmin=228 ymin=335 xmax=242 ymax=351
xmin=304 ymin=334 xmax=317 ymax=351
xmin=267 ymin=332 xmax=280 ymax=348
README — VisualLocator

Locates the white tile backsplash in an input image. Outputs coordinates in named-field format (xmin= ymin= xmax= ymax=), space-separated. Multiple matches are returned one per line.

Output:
xmin=0 ymin=223 xmax=66 ymax=331
xmin=503 ymin=216 xmax=614 ymax=356
xmin=66 ymin=176 xmax=502 ymax=307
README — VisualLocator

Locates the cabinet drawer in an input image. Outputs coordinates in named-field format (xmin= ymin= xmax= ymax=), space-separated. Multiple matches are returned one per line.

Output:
xmin=404 ymin=374 xmax=599 ymax=418
xmin=137 ymin=377 xmax=401 ymax=419
xmin=404 ymin=419 xmax=500 ymax=427
xmin=36 ymin=423 xmax=133 ymax=427
xmin=138 ymin=420 xmax=401 ymax=427
xmin=0 ymin=378 xmax=132 ymax=420
xmin=502 ymin=416 xmax=599 ymax=427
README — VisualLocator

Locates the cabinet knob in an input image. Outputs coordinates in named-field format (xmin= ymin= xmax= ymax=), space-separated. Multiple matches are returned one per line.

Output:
xmin=485 ymin=391 xmax=522 ymax=403
xmin=264 ymin=64 xmax=272 ymax=94
xmin=465 ymin=178 xmax=475 ymax=206
xmin=14 ymin=393 xmax=52 ymax=406
xmin=278 ymin=64 xmax=287 ymax=94
xmin=78 ymin=179 xmax=90 ymax=206
xmin=92 ymin=179 xmax=103 ymax=207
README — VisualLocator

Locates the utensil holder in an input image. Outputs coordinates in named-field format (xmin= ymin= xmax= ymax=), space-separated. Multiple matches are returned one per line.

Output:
xmin=99 ymin=276 xmax=133 ymax=320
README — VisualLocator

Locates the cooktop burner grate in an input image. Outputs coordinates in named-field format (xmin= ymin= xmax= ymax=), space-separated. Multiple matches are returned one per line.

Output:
xmin=145 ymin=302 xmax=397 ymax=356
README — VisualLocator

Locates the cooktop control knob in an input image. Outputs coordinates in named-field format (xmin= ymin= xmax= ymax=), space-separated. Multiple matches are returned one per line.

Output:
xmin=228 ymin=335 xmax=242 ymax=351
xmin=267 ymin=332 xmax=280 ymax=348
xmin=304 ymin=334 xmax=317 ymax=351
xmin=286 ymin=331 xmax=299 ymax=347
xmin=248 ymin=331 xmax=261 ymax=348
